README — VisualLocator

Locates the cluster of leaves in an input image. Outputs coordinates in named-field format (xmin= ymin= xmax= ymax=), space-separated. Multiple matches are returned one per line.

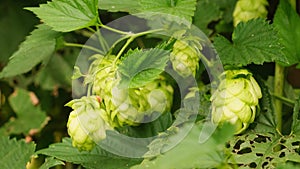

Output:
xmin=1 ymin=0 xmax=300 ymax=168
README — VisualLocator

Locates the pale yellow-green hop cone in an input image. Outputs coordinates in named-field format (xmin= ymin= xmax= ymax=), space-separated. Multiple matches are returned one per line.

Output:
xmin=110 ymin=76 xmax=174 ymax=126
xmin=170 ymin=39 xmax=201 ymax=77
xmin=210 ymin=69 xmax=262 ymax=134
xmin=66 ymin=96 xmax=112 ymax=151
xmin=233 ymin=0 xmax=269 ymax=26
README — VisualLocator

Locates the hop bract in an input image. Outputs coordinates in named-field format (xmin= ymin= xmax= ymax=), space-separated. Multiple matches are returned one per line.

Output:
xmin=170 ymin=40 xmax=200 ymax=77
xmin=66 ymin=96 xmax=112 ymax=151
xmin=210 ymin=69 xmax=262 ymax=134
xmin=233 ymin=0 xmax=268 ymax=26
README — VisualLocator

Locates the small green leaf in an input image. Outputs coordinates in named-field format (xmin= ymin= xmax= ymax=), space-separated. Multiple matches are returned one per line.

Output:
xmin=0 ymin=88 xmax=49 ymax=135
xmin=26 ymin=0 xmax=99 ymax=32
xmin=273 ymin=0 xmax=300 ymax=66
xmin=118 ymin=48 xmax=170 ymax=88
xmin=0 ymin=24 xmax=60 ymax=78
xmin=72 ymin=66 xmax=84 ymax=80
xmin=39 ymin=157 xmax=64 ymax=169
xmin=0 ymin=137 xmax=35 ymax=169
xmin=214 ymin=18 xmax=289 ymax=66
xmin=37 ymin=138 xmax=141 ymax=169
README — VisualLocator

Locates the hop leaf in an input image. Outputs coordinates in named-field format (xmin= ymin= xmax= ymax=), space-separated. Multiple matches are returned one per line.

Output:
xmin=210 ymin=69 xmax=262 ymax=134
xmin=66 ymin=96 xmax=112 ymax=151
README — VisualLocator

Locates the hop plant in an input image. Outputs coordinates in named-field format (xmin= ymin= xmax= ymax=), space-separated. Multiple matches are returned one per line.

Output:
xmin=170 ymin=39 xmax=201 ymax=77
xmin=233 ymin=0 xmax=269 ymax=26
xmin=66 ymin=96 xmax=112 ymax=151
xmin=210 ymin=69 xmax=262 ymax=134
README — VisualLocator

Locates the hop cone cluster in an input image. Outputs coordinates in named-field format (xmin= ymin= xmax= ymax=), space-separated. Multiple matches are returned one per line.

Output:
xmin=210 ymin=69 xmax=262 ymax=134
xmin=170 ymin=40 xmax=200 ymax=77
xmin=91 ymin=56 xmax=174 ymax=127
xmin=66 ymin=96 xmax=112 ymax=151
xmin=233 ymin=0 xmax=268 ymax=26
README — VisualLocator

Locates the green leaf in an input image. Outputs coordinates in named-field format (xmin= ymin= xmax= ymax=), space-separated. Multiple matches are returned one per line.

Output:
xmin=131 ymin=123 xmax=235 ymax=169
xmin=26 ymin=0 xmax=99 ymax=32
xmin=39 ymin=157 xmax=64 ymax=169
xmin=0 ymin=137 xmax=35 ymax=169
xmin=0 ymin=88 xmax=49 ymax=135
xmin=273 ymin=0 xmax=300 ymax=65
xmin=139 ymin=0 xmax=197 ymax=23
xmin=214 ymin=18 xmax=289 ymax=66
xmin=193 ymin=0 xmax=221 ymax=35
xmin=228 ymin=133 xmax=300 ymax=168
xmin=37 ymin=138 xmax=141 ymax=169
xmin=34 ymin=53 xmax=74 ymax=90
xmin=118 ymin=48 xmax=170 ymax=88
xmin=98 ymin=0 xmax=140 ymax=13
xmin=0 ymin=0 xmax=38 ymax=64
xmin=0 ymin=24 xmax=60 ymax=78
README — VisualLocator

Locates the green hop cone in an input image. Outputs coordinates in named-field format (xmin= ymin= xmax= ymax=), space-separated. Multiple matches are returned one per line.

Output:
xmin=210 ymin=69 xmax=262 ymax=134
xmin=90 ymin=55 xmax=118 ymax=100
xmin=110 ymin=76 xmax=174 ymax=126
xmin=233 ymin=0 xmax=269 ymax=26
xmin=66 ymin=96 xmax=112 ymax=151
xmin=170 ymin=40 xmax=201 ymax=77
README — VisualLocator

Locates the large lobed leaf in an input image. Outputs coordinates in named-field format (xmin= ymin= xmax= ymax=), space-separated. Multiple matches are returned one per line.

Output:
xmin=0 ymin=88 xmax=49 ymax=135
xmin=131 ymin=123 xmax=235 ymax=169
xmin=228 ymin=132 xmax=300 ymax=168
xmin=99 ymin=0 xmax=197 ymax=23
xmin=118 ymin=48 xmax=170 ymax=88
xmin=273 ymin=0 xmax=300 ymax=66
xmin=26 ymin=0 xmax=99 ymax=32
xmin=0 ymin=24 xmax=60 ymax=78
xmin=37 ymin=138 xmax=141 ymax=169
xmin=0 ymin=137 xmax=35 ymax=169
xmin=214 ymin=18 xmax=289 ymax=66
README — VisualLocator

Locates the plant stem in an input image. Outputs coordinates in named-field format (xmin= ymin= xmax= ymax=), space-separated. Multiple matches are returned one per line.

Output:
xmin=64 ymin=42 xmax=104 ymax=55
xmin=274 ymin=63 xmax=285 ymax=133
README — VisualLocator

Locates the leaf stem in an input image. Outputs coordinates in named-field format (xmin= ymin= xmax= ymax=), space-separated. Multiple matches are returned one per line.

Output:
xmin=100 ymin=24 xmax=133 ymax=35
xmin=272 ymin=93 xmax=295 ymax=107
xmin=64 ymin=42 xmax=104 ymax=55
xmin=274 ymin=63 xmax=285 ymax=133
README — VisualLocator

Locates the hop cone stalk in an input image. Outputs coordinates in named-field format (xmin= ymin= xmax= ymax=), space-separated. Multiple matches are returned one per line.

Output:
xmin=233 ymin=0 xmax=269 ymax=26
xmin=66 ymin=96 xmax=112 ymax=151
xmin=210 ymin=69 xmax=262 ymax=134
xmin=170 ymin=40 xmax=201 ymax=77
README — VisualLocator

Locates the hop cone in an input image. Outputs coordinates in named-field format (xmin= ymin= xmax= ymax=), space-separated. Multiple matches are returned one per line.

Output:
xmin=233 ymin=0 xmax=268 ymax=26
xmin=210 ymin=69 xmax=262 ymax=134
xmin=170 ymin=40 xmax=200 ymax=77
xmin=66 ymin=96 xmax=112 ymax=151
xmin=110 ymin=76 xmax=174 ymax=127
